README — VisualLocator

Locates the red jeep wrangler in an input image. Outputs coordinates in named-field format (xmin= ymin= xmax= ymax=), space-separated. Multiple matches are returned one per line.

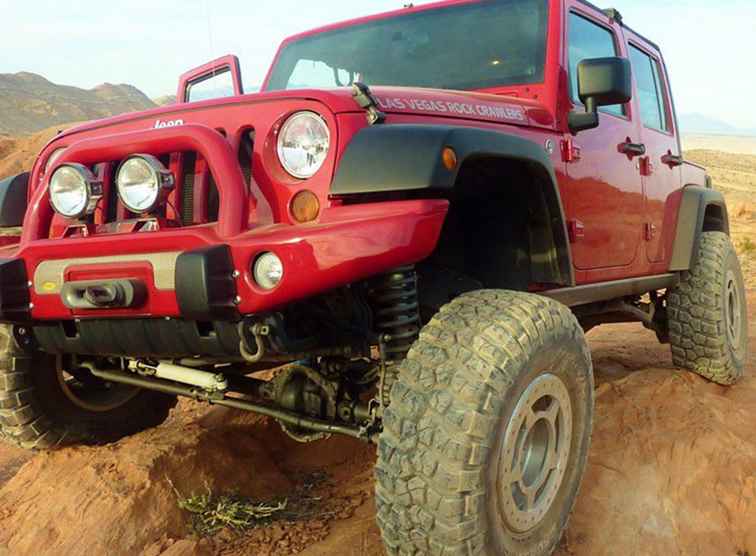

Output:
xmin=0 ymin=0 xmax=748 ymax=554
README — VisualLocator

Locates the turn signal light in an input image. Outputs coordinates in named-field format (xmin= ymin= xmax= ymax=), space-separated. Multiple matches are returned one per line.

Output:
xmin=290 ymin=190 xmax=320 ymax=223
xmin=442 ymin=147 xmax=458 ymax=171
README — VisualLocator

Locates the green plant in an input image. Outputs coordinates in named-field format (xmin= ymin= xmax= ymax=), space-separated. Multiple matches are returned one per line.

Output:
xmin=171 ymin=481 xmax=287 ymax=536
xmin=169 ymin=472 xmax=330 ymax=537
xmin=738 ymin=237 xmax=755 ymax=257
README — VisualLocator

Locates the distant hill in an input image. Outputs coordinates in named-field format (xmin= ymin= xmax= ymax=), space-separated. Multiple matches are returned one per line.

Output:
xmin=0 ymin=123 xmax=80 ymax=177
xmin=679 ymin=113 xmax=756 ymax=137
xmin=153 ymin=95 xmax=176 ymax=107
xmin=0 ymin=72 xmax=156 ymax=135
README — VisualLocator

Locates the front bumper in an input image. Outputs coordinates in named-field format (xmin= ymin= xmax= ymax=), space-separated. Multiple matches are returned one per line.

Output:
xmin=1 ymin=199 xmax=448 ymax=322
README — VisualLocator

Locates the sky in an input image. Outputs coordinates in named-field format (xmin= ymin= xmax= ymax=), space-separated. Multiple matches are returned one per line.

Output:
xmin=2 ymin=0 xmax=756 ymax=128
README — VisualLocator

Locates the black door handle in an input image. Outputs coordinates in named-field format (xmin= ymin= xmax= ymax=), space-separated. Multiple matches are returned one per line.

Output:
xmin=618 ymin=141 xmax=647 ymax=158
xmin=661 ymin=153 xmax=684 ymax=168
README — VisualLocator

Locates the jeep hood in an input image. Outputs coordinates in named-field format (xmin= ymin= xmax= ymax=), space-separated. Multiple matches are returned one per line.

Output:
xmin=54 ymin=86 xmax=554 ymax=144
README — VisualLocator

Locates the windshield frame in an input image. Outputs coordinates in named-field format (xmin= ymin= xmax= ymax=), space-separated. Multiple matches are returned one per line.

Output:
xmin=262 ymin=0 xmax=551 ymax=94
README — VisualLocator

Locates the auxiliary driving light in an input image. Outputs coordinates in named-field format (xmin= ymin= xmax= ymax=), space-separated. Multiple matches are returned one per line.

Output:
xmin=49 ymin=163 xmax=103 ymax=219
xmin=253 ymin=252 xmax=284 ymax=290
xmin=116 ymin=155 xmax=175 ymax=213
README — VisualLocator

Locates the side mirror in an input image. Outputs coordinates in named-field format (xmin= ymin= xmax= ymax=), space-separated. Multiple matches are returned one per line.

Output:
xmin=568 ymin=57 xmax=632 ymax=134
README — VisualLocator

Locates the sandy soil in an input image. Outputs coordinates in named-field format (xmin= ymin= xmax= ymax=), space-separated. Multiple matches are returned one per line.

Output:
xmin=0 ymin=294 xmax=751 ymax=556
xmin=685 ymin=149 xmax=756 ymax=288
xmin=683 ymin=134 xmax=756 ymax=156
xmin=0 ymin=124 xmax=80 ymax=178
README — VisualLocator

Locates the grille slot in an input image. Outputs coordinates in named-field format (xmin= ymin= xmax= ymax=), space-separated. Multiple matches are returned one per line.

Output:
xmin=238 ymin=130 xmax=255 ymax=189
xmin=180 ymin=152 xmax=197 ymax=226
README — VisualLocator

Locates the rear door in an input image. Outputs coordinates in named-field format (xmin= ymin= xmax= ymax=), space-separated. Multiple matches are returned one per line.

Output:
xmin=626 ymin=42 xmax=682 ymax=263
xmin=563 ymin=9 xmax=644 ymax=270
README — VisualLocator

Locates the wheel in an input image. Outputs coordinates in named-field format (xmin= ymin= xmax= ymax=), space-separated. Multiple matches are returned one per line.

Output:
xmin=0 ymin=326 xmax=177 ymax=450
xmin=375 ymin=290 xmax=594 ymax=555
xmin=668 ymin=231 xmax=749 ymax=385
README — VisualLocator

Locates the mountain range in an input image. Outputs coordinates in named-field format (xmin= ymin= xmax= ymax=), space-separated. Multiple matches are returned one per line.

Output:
xmin=678 ymin=113 xmax=756 ymax=137
xmin=0 ymin=72 xmax=156 ymax=135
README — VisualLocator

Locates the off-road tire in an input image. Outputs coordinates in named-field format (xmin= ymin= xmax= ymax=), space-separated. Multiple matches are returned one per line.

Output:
xmin=668 ymin=231 xmax=748 ymax=385
xmin=375 ymin=290 xmax=594 ymax=555
xmin=0 ymin=326 xmax=177 ymax=450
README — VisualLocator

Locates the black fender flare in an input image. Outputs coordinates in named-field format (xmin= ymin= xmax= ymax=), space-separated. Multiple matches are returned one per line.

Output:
xmin=331 ymin=124 xmax=574 ymax=286
xmin=669 ymin=185 xmax=730 ymax=272
xmin=0 ymin=172 xmax=29 ymax=228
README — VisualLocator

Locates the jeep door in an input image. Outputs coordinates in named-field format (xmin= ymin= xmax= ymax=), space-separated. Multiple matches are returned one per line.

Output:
xmin=562 ymin=7 xmax=644 ymax=271
xmin=626 ymin=39 xmax=682 ymax=264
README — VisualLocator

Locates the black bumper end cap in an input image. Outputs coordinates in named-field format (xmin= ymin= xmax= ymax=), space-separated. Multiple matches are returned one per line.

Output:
xmin=175 ymin=245 xmax=240 ymax=321
xmin=0 ymin=258 xmax=30 ymax=322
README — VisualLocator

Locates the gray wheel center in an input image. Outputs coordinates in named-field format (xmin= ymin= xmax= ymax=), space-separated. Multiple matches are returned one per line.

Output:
xmin=498 ymin=373 xmax=573 ymax=534
xmin=725 ymin=270 xmax=742 ymax=347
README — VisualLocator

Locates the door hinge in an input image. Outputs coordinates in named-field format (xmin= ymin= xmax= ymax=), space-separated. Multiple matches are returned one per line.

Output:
xmin=561 ymin=138 xmax=582 ymax=163
xmin=644 ymin=222 xmax=657 ymax=241
xmin=640 ymin=156 xmax=654 ymax=176
xmin=567 ymin=220 xmax=585 ymax=243
xmin=352 ymin=82 xmax=386 ymax=125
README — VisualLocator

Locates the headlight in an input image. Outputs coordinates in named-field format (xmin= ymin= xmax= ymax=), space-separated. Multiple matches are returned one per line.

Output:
xmin=277 ymin=111 xmax=330 ymax=179
xmin=49 ymin=163 xmax=103 ymax=219
xmin=116 ymin=155 xmax=174 ymax=213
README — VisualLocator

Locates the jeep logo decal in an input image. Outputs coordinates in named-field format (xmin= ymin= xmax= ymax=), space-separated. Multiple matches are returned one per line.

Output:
xmin=154 ymin=118 xmax=184 ymax=129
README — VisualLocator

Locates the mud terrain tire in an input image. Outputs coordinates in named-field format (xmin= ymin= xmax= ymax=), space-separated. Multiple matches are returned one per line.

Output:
xmin=0 ymin=326 xmax=177 ymax=450
xmin=375 ymin=290 xmax=594 ymax=555
xmin=668 ymin=231 xmax=748 ymax=385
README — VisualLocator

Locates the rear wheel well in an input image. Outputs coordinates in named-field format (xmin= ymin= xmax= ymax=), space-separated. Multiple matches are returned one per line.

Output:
xmin=703 ymin=203 xmax=728 ymax=233
xmin=418 ymin=157 xmax=568 ymax=314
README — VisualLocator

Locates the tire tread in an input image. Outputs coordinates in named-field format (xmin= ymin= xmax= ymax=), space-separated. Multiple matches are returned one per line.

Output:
xmin=668 ymin=232 xmax=747 ymax=385
xmin=375 ymin=290 xmax=591 ymax=555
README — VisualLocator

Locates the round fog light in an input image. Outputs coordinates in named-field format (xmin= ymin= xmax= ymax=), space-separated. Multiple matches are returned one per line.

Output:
xmin=253 ymin=252 xmax=283 ymax=290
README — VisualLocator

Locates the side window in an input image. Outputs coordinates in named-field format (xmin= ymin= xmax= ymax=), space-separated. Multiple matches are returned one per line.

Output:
xmin=568 ymin=13 xmax=625 ymax=117
xmin=629 ymin=45 xmax=670 ymax=132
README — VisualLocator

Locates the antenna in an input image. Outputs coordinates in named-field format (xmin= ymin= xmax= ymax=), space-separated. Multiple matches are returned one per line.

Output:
xmin=204 ymin=0 xmax=216 ymax=66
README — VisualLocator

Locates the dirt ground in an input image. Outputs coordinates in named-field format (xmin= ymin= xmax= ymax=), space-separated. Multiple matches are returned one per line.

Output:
xmin=0 ymin=293 xmax=752 ymax=556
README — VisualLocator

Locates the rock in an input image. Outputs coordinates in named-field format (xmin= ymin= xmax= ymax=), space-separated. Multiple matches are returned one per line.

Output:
xmin=0 ymin=300 xmax=750 ymax=556
xmin=160 ymin=539 xmax=213 ymax=556
xmin=557 ymin=318 xmax=756 ymax=556
xmin=0 ymin=404 xmax=292 ymax=556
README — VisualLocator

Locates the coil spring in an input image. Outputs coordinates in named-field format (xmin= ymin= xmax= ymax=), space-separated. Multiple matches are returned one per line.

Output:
xmin=369 ymin=266 xmax=421 ymax=362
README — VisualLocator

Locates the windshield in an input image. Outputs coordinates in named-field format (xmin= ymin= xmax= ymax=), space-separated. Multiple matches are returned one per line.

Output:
xmin=266 ymin=0 xmax=549 ymax=92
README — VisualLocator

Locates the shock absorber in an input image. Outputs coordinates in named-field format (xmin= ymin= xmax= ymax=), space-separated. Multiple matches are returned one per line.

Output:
xmin=369 ymin=266 xmax=421 ymax=406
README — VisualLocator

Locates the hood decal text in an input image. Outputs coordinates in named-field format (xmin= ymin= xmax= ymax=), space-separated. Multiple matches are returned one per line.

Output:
xmin=376 ymin=96 xmax=526 ymax=123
